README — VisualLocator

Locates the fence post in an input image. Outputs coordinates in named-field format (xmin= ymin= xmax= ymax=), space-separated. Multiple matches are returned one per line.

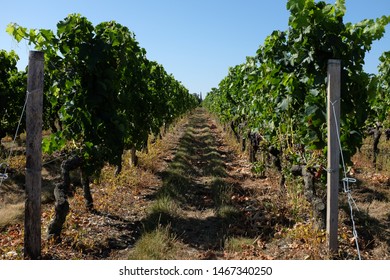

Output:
xmin=24 ymin=51 xmax=44 ymax=259
xmin=327 ymin=59 xmax=341 ymax=252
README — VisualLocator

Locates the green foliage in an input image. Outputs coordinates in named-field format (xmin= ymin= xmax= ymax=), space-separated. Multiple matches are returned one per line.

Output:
xmin=204 ymin=0 xmax=390 ymax=168
xmin=6 ymin=14 xmax=198 ymax=176
xmin=0 ymin=50 xmax=26 ymax=140
xmin=369 ymin=51 xmax=390 ymax=127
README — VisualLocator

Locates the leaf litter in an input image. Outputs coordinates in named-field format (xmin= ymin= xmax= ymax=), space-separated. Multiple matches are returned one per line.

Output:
xmin=1 ymin=108 xmax=390 ymax=259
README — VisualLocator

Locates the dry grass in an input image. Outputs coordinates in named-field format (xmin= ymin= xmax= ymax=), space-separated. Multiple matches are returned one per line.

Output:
xmin=128 ymin=225 xmax=183 ymax=260
xmin=145 ymin=196 xmax=181 ymax=228
xmin=1 ymin=110 xmax=390 ymax=260
xmin=224 ymin=237 xmax=256 ymax=253
xmin=138 ymin=117 xmax=189 ymax=173
xmin=0 ymin=203 xmax=24 ymax=230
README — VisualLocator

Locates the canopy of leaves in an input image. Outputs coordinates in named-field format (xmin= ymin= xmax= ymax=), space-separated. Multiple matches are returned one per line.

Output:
xmin=204 ymin=0 xmax=390 ymax=166
xmin=369 ymin=51 xmax=390 ymax=126
xmin=0 ymin=50 xmax=26 ymax=140
xmin=6 ymin=14 xmax=199 ymax=175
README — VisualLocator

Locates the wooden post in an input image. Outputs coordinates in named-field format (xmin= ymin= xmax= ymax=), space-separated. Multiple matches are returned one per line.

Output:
xmin=25 ymin=51 xmax=44 ymax=259
xmin=326 ymin=59 xmax=341 ymax=252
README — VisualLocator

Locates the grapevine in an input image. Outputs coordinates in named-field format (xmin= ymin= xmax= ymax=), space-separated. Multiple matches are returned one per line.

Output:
xmin=6 ymin=14 xmax=198 ymax=238
xmin=204 ymin=0 xmax=390 ymax=226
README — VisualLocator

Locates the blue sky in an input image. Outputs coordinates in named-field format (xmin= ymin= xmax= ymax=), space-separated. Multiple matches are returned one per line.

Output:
xmin=1 ymin=0 xmax=389 ymax=94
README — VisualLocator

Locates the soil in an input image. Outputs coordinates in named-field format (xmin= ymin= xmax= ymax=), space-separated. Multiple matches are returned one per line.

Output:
xmin=0 ymin=108 xmax=389 ymax=260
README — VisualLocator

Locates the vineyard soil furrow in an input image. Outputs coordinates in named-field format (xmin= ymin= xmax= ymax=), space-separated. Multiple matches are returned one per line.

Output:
xmin=123 ymin=107 xmax=280 ymax=260
xmin=1 ymin=108 xmax=390 ymax=259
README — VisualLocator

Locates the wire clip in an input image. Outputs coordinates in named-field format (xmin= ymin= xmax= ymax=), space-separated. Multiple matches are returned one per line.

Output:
xmin=342 ymin=177 xmax=357 ymax=183
xmin=0 ymin=162 xmax=9 ymax=180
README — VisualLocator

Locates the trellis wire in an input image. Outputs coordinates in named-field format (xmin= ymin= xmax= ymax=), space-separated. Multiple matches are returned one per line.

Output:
xmin=0 ymin=91 xmax=30 ymax=187
xmin=330 ymin=100 xmax=362 ymax=260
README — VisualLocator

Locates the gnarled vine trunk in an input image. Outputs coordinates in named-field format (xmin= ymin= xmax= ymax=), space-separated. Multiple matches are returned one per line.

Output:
xmin=47 ymin=155 xmax=93 ymax=240
xmin=248 ymin=132 xmax=262 ymax=163
xmin=268 ymin=146 xmax=285 ymax=189
xmin=291 ymin=165 xmax=326 ymax=229
xmin=368 ymin=124 xmax=383 ymax=168
xmin=129 ymin=147 xmax=138 ymax=167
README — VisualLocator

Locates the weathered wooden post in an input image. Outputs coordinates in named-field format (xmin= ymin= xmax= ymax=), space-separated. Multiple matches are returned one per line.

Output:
xmin=25 ymin=51 xmax=44 ymax=259
xmin=327 ymin=59 xmax=341 ymax=252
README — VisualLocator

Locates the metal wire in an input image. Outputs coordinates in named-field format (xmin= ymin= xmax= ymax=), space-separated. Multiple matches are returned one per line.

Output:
xmin=0 ymin=91 xmax=30 ymax=187
xmin=330 ymin=100 xmax=362 ymax=260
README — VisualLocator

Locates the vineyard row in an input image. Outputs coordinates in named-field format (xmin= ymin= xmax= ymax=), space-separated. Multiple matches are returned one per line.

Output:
xmin=1 ymin=13 xmax=200 ymax=255
xmin=203 ymin=0 xmax=390 ymax=238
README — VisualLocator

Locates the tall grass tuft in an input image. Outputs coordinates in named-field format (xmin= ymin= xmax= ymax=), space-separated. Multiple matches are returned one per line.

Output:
xmin=128 ymin=225 xmax=181 ymax=260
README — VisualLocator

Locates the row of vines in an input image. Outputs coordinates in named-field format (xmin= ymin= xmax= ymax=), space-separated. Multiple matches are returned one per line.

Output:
xmin=203 ymin=0 xmax=390 ymax=226
xmin=1 ymin=14 xmax=199 ymax=239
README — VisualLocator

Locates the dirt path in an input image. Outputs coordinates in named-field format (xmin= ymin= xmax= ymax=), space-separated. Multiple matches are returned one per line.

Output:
xmin=110 ymin=108 xmax=239 ymax=258
xmin=127 ymin=107 xmax=390 ymax=260
xmin=156 ymin=110 xmax=231 ymax=251
xmin=2 ymin=108 xmax=389 ymax=260
xmin=148 ymin=108 xmax=248 ymax=254
xmin=122 ymin=107 xmax=283 ymax=259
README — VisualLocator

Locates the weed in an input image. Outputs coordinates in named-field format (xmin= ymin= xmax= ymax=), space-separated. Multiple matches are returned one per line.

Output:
xmin=216 ymin=205 xmax=240 ymax=221
xmin=251 ymin=161 xmax=266 ymax=177
xmin=144 ymin=195 xmax=180 ymax=230
xmin=128 ymin=225 xmax=181 ymax=260
xmin=224 ymin=237 xmax=256 ymax=253
xmin=210 ymin=178 xmax=232 ymax=207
